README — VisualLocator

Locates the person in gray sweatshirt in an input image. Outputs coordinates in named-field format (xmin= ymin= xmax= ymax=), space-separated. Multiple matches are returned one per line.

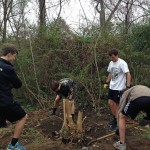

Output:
xmin=113 ymin=85 xmax=150 ymax=150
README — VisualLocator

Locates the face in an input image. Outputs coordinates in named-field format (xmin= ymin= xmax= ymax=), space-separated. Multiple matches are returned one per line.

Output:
xmin=109 ymin=54 xmax=118 ymax=62
xmin=7 ymin=53 xmax=17 ymax=63
xmin=55 ymin=84 xmax=61 ymax=92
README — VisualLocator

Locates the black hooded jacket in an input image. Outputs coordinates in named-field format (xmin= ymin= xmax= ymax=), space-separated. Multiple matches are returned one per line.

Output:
xmin=0 ymin=58 xmax=22 ymax=108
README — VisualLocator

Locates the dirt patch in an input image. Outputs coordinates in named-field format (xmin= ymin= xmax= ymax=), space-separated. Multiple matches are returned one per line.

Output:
xmin=0 ymin=107 xmax=150 ymax=150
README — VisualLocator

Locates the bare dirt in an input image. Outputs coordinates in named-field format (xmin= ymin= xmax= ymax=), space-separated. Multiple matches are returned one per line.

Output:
xmin=0 ymin=106 xmax=150 ymax=150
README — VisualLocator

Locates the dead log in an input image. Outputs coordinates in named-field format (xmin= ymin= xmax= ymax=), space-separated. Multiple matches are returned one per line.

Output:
xmin=65 ymin=100 xmax=74 ymax=130
xmin=60 ymin=100 xmax=70 ymax=141
xmin=76 ymin=111 xmax=84 ymax=133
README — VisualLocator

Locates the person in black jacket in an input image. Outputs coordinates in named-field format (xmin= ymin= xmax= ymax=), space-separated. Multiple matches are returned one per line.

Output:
xmin=0 ymin=44 xmax=27 ymax=150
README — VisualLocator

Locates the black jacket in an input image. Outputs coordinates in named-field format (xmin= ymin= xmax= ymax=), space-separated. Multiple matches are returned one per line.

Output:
xmin=0 ymin=58 xmax=22 ymax=108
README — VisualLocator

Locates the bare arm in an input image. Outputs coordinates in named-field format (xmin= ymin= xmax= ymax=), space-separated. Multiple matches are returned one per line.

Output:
xmin=53 ymin=95 xmax=61 ymax=108
xmin=69 ymin=88 xmax=74 ymax=100
xmin=126 ymin=72 xmax=131 ymax=87
xmin=106 ymin=73 xmax=112 ymax=83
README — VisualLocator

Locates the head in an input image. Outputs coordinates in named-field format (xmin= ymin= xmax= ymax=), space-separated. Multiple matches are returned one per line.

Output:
xmin=108 ymin=49 xmax=119 ymax=62
xmin=1 ymin=43 xmax=18 ymax=62
xmin=51 ymin=80 xmax=60 ymax=91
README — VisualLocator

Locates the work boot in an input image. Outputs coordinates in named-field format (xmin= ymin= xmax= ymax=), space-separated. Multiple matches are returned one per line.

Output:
xmin=113 ymin=141 xmax=126 ymax=150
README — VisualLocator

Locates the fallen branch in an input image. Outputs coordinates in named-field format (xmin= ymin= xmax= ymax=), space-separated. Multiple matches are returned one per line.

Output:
xmin=88 ymin=132 xmax=115 ymax=146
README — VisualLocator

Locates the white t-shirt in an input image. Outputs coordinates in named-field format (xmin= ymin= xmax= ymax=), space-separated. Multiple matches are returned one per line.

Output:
xmin=107 ymin=58 xmax=129 ymax=90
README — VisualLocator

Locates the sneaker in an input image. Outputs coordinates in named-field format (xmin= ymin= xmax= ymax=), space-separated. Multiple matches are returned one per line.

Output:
xmin=113 ymin=141 xmax=126 ymax=150
xmin=7 ymin=142 xmax=26 ymax=150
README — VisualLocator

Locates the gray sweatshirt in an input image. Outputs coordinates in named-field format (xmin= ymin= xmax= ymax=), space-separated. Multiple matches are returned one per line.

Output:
xmin=118 ymin=85 xmax=150 ymax=116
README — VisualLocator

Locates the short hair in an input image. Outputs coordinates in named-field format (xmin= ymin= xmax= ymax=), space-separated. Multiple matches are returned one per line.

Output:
xmin=108 ymin=49 xmax=118 ymax=56
xmin=1 ymin=43 xmax=18 ymax=56
xmin=50 ymin=80 xmax=59 ymax=91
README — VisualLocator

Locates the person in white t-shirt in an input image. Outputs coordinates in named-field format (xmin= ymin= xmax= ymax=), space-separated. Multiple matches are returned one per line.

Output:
xmin=105 ymin=49 xmax=131 ymax=131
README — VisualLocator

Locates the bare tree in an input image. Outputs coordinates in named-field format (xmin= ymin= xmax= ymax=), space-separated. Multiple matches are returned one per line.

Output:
xmin=94 ymin=0 xmax=123 ymax=33
xmin=93 ymin=0 xmax=150 ymax=35
xmin=115 ymin=0 xmax=150 ymax=35
xmin=9 ymin=0 xmax=29 ymax=47
xmin=1 ymin=0 xmax=13 ymax=42
xmin=38 ymin=0 xmax=46 ymax=26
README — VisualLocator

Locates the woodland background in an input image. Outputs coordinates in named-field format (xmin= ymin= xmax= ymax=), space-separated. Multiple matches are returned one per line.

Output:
xmin=0 ymin=0 xmax=150 ymax=112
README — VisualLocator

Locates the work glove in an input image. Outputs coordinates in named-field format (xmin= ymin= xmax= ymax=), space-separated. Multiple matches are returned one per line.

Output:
xmin=103 ymin=82 xmax=109 ymax=89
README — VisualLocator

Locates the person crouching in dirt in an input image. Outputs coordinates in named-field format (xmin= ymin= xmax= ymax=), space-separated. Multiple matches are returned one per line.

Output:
xmin=50 ymin=78 xmax=76 ymax=120
xmin=113 ymin=85 xmax=150 ymax=150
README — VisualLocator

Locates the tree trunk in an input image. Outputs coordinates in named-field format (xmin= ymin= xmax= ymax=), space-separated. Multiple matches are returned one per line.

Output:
xmin=2 ymin=0 xmax=8 ymax=42
xmin=76 ymin=111 xmax=84 ymax=133
xmin=39 ymin=0 xmax=46 ymax=26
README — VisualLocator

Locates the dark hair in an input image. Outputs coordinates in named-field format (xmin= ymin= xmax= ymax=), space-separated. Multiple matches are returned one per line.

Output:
xmin=108 ymin=49 xmax=118 ymax=56
xmin=1 ymin=43 xmax=18 ymax=56
xmin=50 ymin=80 xmax=59 ymax=91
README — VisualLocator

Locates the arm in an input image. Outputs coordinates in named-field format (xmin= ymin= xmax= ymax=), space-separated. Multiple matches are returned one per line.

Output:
xmin=8 ymin=68 xmax=22 ymax=89
xmin=68 ymin=79 xmax=75 ymax=100
xmin=53 ymin=95 xmax=61 ymax=108
xmin=103 ymin=73 xmax=111 ymax=88
xmin=126 ymin=72 xmax=131 ymax=88
xmin=69 ymin=88 xmax=74 ymax=100
xmin=106 ymin=73 xmax=112 ymax=83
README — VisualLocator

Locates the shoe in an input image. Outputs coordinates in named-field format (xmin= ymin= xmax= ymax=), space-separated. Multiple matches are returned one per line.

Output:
xmin=7 ymin=142 xmax=26 ymax=150
xmin=113 ymin=141 xmax=126 ymax=150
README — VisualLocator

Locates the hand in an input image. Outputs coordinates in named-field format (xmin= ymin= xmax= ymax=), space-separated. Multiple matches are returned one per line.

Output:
xmin=126 ymin=85 xmax=131 ymax=89
xmin=103 ymin=83 xmax=109 ymax=89
xmin=68 ymin=95 xmax=73 ymax=100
